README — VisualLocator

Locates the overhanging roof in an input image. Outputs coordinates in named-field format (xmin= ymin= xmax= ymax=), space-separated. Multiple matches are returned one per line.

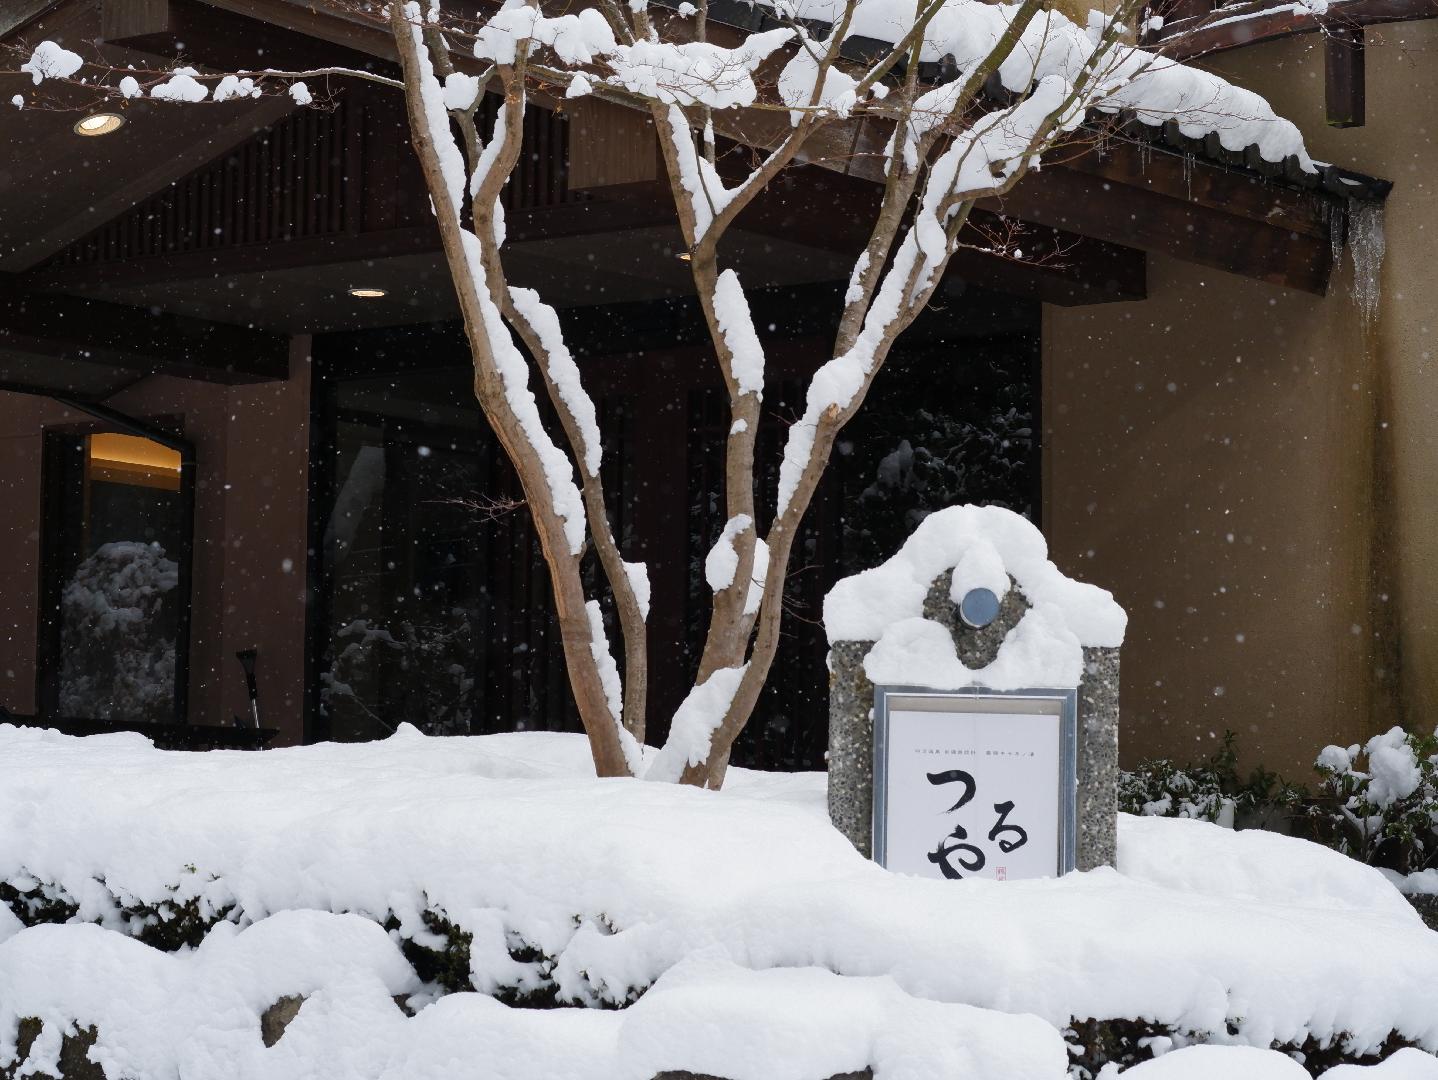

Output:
xmin=0 ymin=0 xmax=1399 ymax=398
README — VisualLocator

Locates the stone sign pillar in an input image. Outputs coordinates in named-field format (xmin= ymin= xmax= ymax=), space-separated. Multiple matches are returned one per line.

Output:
xmin=823 ymin=507 xmax=1123 ymax=873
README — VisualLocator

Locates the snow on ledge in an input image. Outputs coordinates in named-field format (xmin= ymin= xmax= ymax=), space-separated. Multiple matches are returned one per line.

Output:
xmin=823 ymin=505 xmax=1126 ymax=690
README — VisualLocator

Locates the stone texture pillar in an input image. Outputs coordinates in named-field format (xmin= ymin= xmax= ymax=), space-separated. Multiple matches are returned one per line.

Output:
xmin=827 ymin=639 xmax=877 ymax=857
xmin=1077 ymin=645 xmax=1120 ymax=870
xmin=828 ymin=572 xmax=1119 ymax=870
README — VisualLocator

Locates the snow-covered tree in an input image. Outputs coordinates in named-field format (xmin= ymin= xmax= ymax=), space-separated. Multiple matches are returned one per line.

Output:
xmin=7 ymin=0 xmax=1312 ymax=783
xmin=58 ymin=541 xmax=179 ymax=723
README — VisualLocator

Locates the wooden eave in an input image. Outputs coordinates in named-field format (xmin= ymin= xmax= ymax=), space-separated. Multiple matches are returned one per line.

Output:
xmin=199 ymin=0 xmax=1394 ymax=296
xmin=1143 ymin=0 xmax=1438 ymax=59
xmin=0 ymin=0 xmax=1396 ymax=388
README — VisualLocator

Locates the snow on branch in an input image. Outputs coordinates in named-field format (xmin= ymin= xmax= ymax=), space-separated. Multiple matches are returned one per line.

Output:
xmin=712 ymin=271 xmax=765 ymax=399
xmin=884 ymin=2 xmax=1312 ymax=170
xmin=509 ymin=287 xmax=603 ymax=478
xmin=586 ymin=601 xmax=645 ymax=775
xmin=473 ymin=5 xmax=793 ymax=110
xmin=6 ymin=38 xmax=402 ymax=111
xmin=396 ymin=2 xmax=591 ymax=557
xmin=623 ymin=561 xmax=652 ymax=622
xmin=706 ymin=515 xmax=755 ymax=593
xmin=19 ymin=40 xmax=81 ymax=83
xmin=460 ymin=236 xmax=589 ymax=560
xmin=645 ymin=664 xmax=749 ymax=782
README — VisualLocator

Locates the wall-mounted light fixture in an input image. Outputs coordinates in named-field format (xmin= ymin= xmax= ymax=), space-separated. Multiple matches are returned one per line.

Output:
xmin=348 ymin=287 xmax=387 ymax=299
xmin=74 ymin=113 xmax=125 ymax=137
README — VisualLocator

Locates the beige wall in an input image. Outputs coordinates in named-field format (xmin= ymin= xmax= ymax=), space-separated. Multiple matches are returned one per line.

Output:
xmin=0 ymin=342 xmax=311 ymax=745
xmin=1043 ymin=27 xmax=1437 ymax=776
xmin=1222 ymin=27 xmax=1438 ymax=746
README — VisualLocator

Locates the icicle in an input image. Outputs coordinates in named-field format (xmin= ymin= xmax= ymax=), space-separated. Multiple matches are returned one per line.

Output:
xmin=1347 ymin=198 xmax=1386 ymax=327
xmin=1182 ymin=152 xmax=1193 ymax=200
xmin=1330 ymin=202 xmax=1344 ymax=270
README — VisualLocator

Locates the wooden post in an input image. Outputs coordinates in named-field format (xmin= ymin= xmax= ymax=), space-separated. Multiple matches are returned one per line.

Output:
xmin=1326 ymin=26 xmax=1366 ymax=129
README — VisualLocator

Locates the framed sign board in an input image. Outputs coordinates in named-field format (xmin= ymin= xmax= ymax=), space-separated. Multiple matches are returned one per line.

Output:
xmin=872 ymin=686 xmax=1078 ymax=881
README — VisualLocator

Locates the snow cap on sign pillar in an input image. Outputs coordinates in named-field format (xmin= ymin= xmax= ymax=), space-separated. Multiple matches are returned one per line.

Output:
xmin=822 ymin=504 xmax=1126 ymax=690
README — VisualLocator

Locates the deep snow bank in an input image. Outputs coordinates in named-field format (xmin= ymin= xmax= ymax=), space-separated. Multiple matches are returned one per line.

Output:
xmin=1 ymin=725 xmax=1435 ymax=1079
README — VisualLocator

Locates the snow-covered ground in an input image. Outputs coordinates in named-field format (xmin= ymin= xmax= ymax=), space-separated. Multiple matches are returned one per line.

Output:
xmin=1 ymin=724 xmax=1436 ymax=1080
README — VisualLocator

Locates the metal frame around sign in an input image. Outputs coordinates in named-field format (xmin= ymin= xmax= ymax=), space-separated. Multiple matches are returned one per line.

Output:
xmin=872 ymin=685 xmax=1080 ymax=877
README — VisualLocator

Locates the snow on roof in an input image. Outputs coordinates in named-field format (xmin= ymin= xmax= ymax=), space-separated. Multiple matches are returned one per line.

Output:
xmin=653 ymin=0 xmax=1389 ymax=200
xmin=824 ymin=504 xmax=1126 ymax=689
xmin=668 ymin=0 xmax=1316 ymax=168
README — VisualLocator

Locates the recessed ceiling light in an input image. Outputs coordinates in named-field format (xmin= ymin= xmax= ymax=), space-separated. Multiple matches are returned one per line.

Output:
xmin=348 ymin=287 xmax=387 ymax=299
xmin=74 ymin=113 xmax=125 ymax=136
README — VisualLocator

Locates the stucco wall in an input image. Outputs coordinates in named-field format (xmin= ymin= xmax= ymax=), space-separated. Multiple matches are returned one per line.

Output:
xmin=1044 ymin=253 xmax=1375 ymax=775
xmin=0 ymin=343 xmax=311 ymax=745
xmin=1218 ymin=28 xmax=1438 ymax=750
xmin=1043 ymin=27 xmax=1435 ymax=776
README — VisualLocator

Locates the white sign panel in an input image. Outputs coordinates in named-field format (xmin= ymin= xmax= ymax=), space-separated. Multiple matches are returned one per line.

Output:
xmin=873 ymin=689 xmax=1077 ymax=881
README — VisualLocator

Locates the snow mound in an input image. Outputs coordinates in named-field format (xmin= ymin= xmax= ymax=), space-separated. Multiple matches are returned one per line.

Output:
xmin=1111 ymin=1045 xmax=1438 ymax=1079
xmin=1 ymin=726 xmax=1435 ymax=1079
xmin=0 ymin=930 xmax=1061 ymax=1080
xmin=1322 ymin=1049 xmax=1438 ymax=1079
xmin=824 ymin=504 xmax=1125 ymax=689
xmin=1109 ymin=1044 xmax=1310 ymax=1079
xmin=0 ymin=912 xmax=418 ymax=1080
xmin=1118 ymin=814 xmax=1420 ymax=922
xmin=620 ymin=956 xmax=1066 ymax=1080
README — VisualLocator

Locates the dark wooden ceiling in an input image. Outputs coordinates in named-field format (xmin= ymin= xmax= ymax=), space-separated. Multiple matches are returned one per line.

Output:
xmin=0 ymin=0 xmax=1387 ymax=397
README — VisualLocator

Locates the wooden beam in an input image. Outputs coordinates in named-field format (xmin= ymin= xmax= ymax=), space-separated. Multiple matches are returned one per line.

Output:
xmin=1060 ymin=140 xmax=1330 ymax=240
xmin=100 ymin=0 xmax=169 ymax=41
xmin=0 ymin=276 xmax=289 ymax=381
xmin=1151 ymin=0 xmax=1437 ymax=58
xmin=26 ymin=197 xmax=688 ymax=290
xmin=194 ymin=0 xmax=404 ymax=65
xmin=732 ymin=167 xmax=1148 ymax=305
xmin=1325 ymin=27 xmax=1366 ymax=128
xmin=986 ymin=162 xmax=1333 ymax=294
xmin=0 ymin=0 xmax=62 ymax=39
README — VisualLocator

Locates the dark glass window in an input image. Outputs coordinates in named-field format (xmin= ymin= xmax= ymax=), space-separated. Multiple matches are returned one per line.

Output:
xmin=40 ymin=431 xmax=189 ymax=724
xmin=312 ymin=366 xmax=632 ymax=741
xmin=309 ymin=285 xmax=1038 ymax=766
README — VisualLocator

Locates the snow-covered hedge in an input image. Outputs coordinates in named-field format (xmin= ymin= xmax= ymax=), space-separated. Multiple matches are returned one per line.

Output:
xmin=1314 ymin=726 xmax=1438 ymax=885
xmin=1120 ymin=726 xmax=1438 ymax=900
xmin=2 ymin=725 xmax=1437 ymax=1080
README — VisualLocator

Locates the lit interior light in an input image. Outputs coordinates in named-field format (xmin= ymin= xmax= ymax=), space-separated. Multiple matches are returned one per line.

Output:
xmin=88 ymin=433 xmax=181 ymax=491
xmin=74 ymin=113 xmax=125 ymax=137
xmin=348 ymin=287 xmax=387 ymax=299
xmin=676 ymin=251 xmax=693 ymax=262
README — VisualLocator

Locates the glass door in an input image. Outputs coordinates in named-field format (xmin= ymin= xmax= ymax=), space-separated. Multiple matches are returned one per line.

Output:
xmin=38 ymin=429 xmax=192 ymax=725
